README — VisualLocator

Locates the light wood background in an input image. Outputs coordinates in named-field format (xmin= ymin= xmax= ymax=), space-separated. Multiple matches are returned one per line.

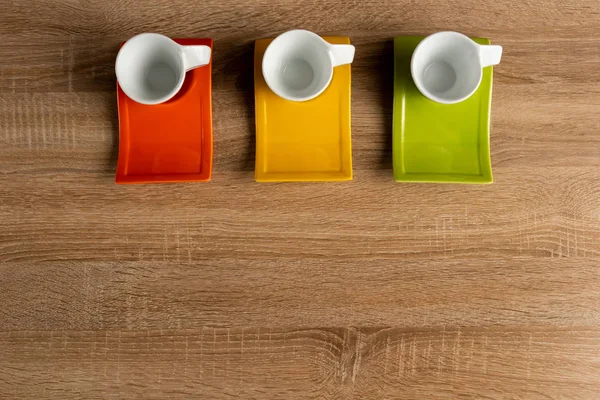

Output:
xmin=1 ymin=0 xmax=599 ymax=398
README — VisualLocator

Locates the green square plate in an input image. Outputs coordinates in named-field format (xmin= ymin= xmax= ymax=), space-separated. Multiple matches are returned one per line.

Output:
xmin=393 ymin=36 xmax=494 ymax=183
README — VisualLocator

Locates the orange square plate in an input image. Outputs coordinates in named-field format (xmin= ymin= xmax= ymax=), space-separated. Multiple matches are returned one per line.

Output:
xmin=116 ymin=39 xmax=213 ymax=184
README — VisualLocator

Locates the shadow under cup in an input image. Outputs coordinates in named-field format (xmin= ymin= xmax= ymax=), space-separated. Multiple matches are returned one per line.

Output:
xmin=117 ymin=35 xmax=185 ymax=105
xmin=263 ymin=35 xmax=333 ymax=101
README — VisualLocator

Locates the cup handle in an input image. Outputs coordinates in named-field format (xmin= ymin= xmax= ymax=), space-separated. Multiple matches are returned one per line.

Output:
xmin=329 ymin=44 xmax=355 ymax=67
xmin=479 ymin=44 xmax=503 ymax=68
xmin=181 ymin=45 xmax=212 ymax=71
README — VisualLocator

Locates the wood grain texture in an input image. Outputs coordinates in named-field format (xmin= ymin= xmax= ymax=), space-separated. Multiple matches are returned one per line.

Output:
xmin=1 ymin=0 xmax=599 ymax=398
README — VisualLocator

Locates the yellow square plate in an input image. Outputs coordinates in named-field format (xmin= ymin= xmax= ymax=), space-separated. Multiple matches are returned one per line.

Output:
xmin=254 ymin=37 xmax=353 ymax=182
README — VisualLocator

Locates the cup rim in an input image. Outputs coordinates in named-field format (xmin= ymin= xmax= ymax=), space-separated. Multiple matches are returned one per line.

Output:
xmin=410 ymin=31 xmax=482 ymax=105
xmin=115 ymin=33 xmax=186 ymax=105
xmin=262 ymin=29 xmax=334 ymax=102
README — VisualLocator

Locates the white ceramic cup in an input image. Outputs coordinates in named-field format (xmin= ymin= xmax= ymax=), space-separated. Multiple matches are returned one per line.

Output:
xmin=262 ymin=30 xmax=355 ymax=102
xmin=116 ymin=33 xmax=211 ymax=105
xmin=411 ymin=31 xmax=502 ymax=104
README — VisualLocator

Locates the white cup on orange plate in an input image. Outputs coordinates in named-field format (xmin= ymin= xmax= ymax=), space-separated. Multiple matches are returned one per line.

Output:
xmin=116 ymin=33 xmax=212 ymax=105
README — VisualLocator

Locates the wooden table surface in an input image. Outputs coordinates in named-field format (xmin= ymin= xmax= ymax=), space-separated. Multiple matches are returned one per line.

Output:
xmin=1 ymin=0 xmax=599 ymax=398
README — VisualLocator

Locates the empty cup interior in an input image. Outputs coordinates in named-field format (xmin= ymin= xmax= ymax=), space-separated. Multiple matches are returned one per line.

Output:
xmin=413 ymin=35 xmax=481 ymax=102
xmin=263 ymin=33 xmax=333 ymax=100
xmin=117 ymin=35 xmax=183 ymax=103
